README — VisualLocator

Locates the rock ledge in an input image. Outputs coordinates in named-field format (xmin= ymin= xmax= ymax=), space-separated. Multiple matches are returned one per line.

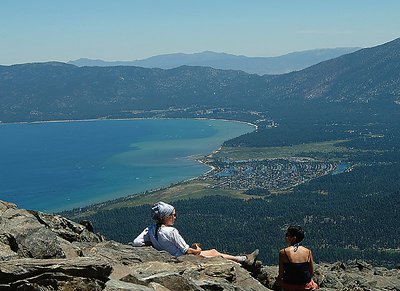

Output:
xmin=1 ymin=200 xmax=399 ymax=290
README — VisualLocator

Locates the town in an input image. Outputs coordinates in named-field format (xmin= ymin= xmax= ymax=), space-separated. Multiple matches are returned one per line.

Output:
xmin=200 ymin=157 xmax=336 ymax=193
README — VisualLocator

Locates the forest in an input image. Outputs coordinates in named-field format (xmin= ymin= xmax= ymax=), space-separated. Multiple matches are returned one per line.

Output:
xmin=64 ymin=112 xmax=400 ymax=269
xmin=2 ymin=36 xmax=400 ymax=270
xmin=69 ymin=162 xmax=400 ymax=268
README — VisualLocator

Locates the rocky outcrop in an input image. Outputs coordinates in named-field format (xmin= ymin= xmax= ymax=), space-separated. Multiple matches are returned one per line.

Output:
xmin=1 ymin=200 xmax=399 ymax=290
xmin=315 ymin=261 xmax=400 ymax=291
xmin=258 ymin=261 xmax=400 ymax=291
xmin=0 ymin=200 xmax=267 ymax=290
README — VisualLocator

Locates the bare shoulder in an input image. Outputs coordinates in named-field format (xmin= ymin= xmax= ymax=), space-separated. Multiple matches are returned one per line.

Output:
xmin=298 ymin=246 xmax=312 ymax=259
xmin=279 ymin=247 xmax=289 ymax=260
xmin=279 ymin=247 xmax=288 ymax=254
xmin=299 ymin=246 xmax=311 ymax=252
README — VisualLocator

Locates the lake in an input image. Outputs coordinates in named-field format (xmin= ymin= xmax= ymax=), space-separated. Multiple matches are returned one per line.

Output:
xmin=0 ymin=118 xmax=254 ymax=212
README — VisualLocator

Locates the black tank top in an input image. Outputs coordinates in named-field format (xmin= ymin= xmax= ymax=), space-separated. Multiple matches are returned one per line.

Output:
xmin=283 ymin=249 xmax=312 ymax=284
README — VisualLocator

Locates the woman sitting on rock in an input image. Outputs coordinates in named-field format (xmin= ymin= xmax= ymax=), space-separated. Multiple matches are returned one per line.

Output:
xmin=276 ymin=226 xmax=318 ymax=290
xmin=133 ymin=201 xmax=259 ymax=267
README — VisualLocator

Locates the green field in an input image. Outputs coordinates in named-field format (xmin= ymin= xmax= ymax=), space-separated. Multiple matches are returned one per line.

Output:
xmin=213 ymin=140 xmax=353 ymax=161
xmin=67 ymin=179 xmax=252 ymax=220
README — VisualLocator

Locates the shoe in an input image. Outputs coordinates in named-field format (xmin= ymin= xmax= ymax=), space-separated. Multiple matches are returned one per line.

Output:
xmin=252 ymin=260 xmax=262 ymax=275
xmin=244 ymin=249 xmax=259 ymax=266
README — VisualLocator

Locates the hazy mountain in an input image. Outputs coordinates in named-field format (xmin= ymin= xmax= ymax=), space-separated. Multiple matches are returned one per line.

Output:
xmin=0 ymin=38 xmax=399 ymax=123
xmin=265 ymin=37 xmax=400 ymax=104
xmin=68 ymin=48 xmax=360 ymax=75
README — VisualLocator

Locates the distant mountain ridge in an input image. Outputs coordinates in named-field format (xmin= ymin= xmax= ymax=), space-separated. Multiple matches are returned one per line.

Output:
xmin=1 ymin=38 xmax=399 ymax=123
xmin=68 ymin=48 xmax=360 ymax=75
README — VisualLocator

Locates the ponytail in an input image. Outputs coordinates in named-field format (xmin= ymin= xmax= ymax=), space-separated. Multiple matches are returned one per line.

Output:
xmin=155 ymin=220 xmax=162 ymax=241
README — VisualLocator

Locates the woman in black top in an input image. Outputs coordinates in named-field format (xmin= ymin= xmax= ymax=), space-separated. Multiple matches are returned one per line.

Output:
xmin=276 ymin=226 xmax=318 ymax=290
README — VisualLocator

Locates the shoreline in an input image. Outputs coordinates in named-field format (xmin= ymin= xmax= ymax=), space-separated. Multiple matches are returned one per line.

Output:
xmin=0 ymin=116 xmax=258 ymax=131
xmin=2 ymin=117 xmax=256 ymax=213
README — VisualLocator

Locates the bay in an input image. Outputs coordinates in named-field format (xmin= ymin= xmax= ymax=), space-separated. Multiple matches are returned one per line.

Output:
xmin=0 ymin=118 xmax=254 ymax=212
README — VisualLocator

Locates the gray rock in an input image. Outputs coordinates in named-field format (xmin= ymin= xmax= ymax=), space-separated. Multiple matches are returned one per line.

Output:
xmin=29 ymin=210 xmax=104 ymax=243
xmin=122 ymin=272 xmax=203 ymax=291
xmin=18 ymin=227 xmax=66 ymax=259
xmin=0 ymin=235 xmax=19 ymax=261
xmin=0 ymin=257 xmax=112 ymax=290
xmin=106 ymin=279 xmax=154 ymax=290
xmin=1 ymin=200 xmax=400 ymax=291
xmin=7 ymin=273 xmax=106 ymax=291
xmin=0 ymin=200 xmax=17 ymax=214
xmin=75 ymin=241 xmax=174 ymax=265
xmin=0 ymin=200 xmax=104 ymax=261
xmin=261 ymin=260 xmax=400 ymax=291
xmin=118 ymin=255 xmax=269 ymax=291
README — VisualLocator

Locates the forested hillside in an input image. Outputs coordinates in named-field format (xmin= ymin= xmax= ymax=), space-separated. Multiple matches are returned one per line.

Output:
xmin=68 ymin=161 xmax=400 ymax=268
xmin=0 ymin=38 xmax=399 ymax=123
xmin=61 ymin=91 xmax=400 ymax=268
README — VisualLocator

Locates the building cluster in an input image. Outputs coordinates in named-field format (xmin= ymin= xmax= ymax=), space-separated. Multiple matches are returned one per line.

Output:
xmin=201 ymin=158 xmax=336 ymax=192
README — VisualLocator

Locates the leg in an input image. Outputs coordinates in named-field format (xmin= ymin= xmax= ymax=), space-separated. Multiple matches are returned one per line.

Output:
xmin=200 ymin=249 xmax=243 ymax=263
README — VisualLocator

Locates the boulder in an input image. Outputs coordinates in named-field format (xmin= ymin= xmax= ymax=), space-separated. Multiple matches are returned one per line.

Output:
xmin=0 ymin=257 xmax=112 ymax=290
xmin=0 ymin=200 xmax=269 ymax=290
xmin=106 ymin=279 xmax=156 ymax=290
xmin=0 ymin=200 xmax=104 ymax=261
xmin=257 ymin=260 xmax=400 ymax=291
xmin=314 ymin=260 xmax=400 ymax=291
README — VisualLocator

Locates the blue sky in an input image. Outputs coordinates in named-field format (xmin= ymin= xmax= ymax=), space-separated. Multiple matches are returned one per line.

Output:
xmin=1 ymin=0 xmax=399 ymax=65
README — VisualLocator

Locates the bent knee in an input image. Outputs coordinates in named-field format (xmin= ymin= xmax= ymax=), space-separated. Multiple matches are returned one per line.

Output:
xmin=209 ymin=249 xmax=220 ymax=256
xmin=201 ymin=249 xmax=220 ymax=257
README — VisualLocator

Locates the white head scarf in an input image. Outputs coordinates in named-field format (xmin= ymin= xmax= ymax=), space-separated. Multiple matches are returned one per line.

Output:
xmin=151 ymin=201 xmax=174 ymax=222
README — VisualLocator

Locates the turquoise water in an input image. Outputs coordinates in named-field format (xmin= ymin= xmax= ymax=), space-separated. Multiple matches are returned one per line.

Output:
xmin=332 ymin=162 xmax=350 ymax=175
xmin=0 ymin=119 xmax=254 ymax=212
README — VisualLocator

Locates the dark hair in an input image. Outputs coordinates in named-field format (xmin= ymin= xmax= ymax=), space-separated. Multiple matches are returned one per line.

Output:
xmin=286 ymin=225 xmax=305 ymax=244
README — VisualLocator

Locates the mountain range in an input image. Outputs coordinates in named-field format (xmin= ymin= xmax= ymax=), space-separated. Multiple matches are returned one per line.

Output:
xmin=0 ymin=38 xmax=399 ymax=123
xmin=1 ymin=40 xmax=400 ymax=287
xmin=68 ymin=48 xmax=360 ymax=75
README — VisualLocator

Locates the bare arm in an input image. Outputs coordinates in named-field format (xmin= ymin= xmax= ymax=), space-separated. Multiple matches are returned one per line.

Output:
xmin=309 ymin=250 xmax=315 ymax=276
xmin=186 ymin=247 xmax=201 ymax=255
xmin=186 ymin=243 xmax=202 ymax=255
xmin=277 ymin=249 xmax=285 ymax=282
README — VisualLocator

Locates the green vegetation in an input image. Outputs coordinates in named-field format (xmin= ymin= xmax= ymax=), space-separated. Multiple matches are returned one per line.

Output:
xmin=63 ymin=120 xmax=400 ymax=268
xmin=67 ymin=179 xmax=252 ymax=220
xmin=65 ymin=161 xmax=400 ymax=267
xmin=18 ymin=38 xmax=400 ymax=268
xmin=213 ymin=140 xmax=352 ymax=161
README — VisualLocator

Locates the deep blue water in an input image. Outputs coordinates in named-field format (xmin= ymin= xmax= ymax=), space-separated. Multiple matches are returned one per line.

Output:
xmin=0 ymin=119 xmax=254 ymax=212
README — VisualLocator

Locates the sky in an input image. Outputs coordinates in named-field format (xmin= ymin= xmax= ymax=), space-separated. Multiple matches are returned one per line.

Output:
xmin=1 ymin=0 xmax=400 ymax=65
